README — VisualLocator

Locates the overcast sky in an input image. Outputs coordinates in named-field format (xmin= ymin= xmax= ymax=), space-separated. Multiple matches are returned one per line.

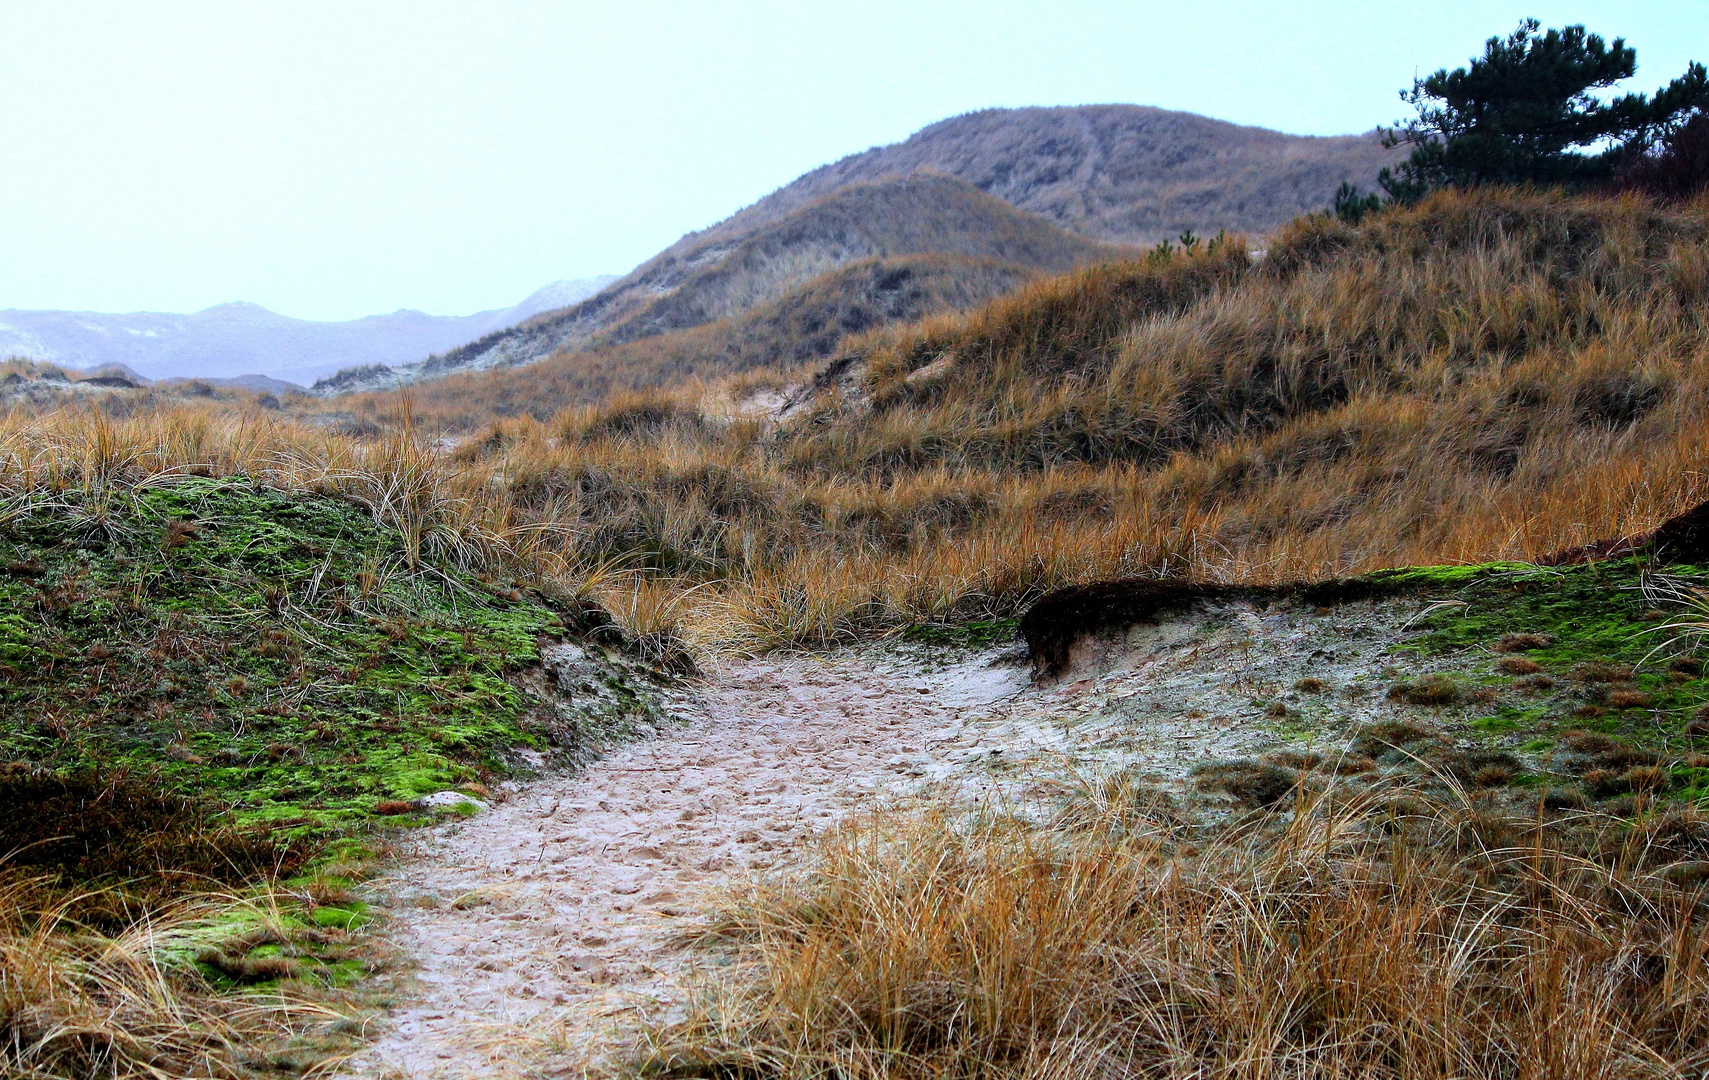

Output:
xmin=2 ymin=1 xmax=1704 ymax=321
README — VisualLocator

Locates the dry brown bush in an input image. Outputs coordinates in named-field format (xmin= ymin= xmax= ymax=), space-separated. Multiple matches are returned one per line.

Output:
xmin=0 ymin=871 xmax=343 ymax=1079
xmin=652 ymin=788 xmax=1709 ymax=1080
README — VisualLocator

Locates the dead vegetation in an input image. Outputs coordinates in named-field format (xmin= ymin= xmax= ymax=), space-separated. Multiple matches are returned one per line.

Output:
xmin=369 ymin=187 xmax=1709 ymax=651
xmin=18 ymin=187 xmax=1709 ymax=654
xmin=652 ymin=785 xmax=1709 ymax=1080
xmin=0 ymin=868 xmax=351 ymax=1080
xmin=0 ymin=769 xmax=314 ymax=923
xmin=378 ymin=253 xmax=1043 ymax=419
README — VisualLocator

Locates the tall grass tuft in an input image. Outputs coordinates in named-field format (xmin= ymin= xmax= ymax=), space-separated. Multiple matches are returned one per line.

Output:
xmin=655 ymin=785 xmax=1709 ymax=1079
xmin=0 ymin=870 xmax=344 ymax=1079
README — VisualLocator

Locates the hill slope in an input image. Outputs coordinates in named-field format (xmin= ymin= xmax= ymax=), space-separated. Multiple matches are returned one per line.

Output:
xmin=318 ymin=106 xmax=1395 ymax=396
xmin=0 ymin=276 xmax=616 ymax=386
xmin=317 ymin=175 xmax=1122 ymax=394
xmin=400 ymin=189 xmax=1709 ymax=651
xmin=367 ymin=253 xmax=1042 ymax=423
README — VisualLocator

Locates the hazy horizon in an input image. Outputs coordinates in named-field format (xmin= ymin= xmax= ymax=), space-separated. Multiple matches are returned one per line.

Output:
xmin=0 ymin=275 xmax=617 ymax=321
xmin=4 ymin=1 xmax=1703 ymax=321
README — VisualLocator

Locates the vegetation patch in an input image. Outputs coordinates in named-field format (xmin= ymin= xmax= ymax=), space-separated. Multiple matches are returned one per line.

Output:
xmin=900 ymin=617 xmax=1020 ymax=650
xmin=653 ymin=791 xmax=1709 ymax=1079
xmin=1347 ymin=558 xmax=1709 ymax=805
xmin=0 ymin=476 xmax=664 ymax=838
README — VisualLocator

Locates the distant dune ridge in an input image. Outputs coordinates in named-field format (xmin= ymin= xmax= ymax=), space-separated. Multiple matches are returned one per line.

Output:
xmin=319 ymin=104 xmax=1397 ymax=396
xmin=381 ymin=252 xmax=1045 ymax=418
xmin=322 ymin=173 xmax=1124 ymax=395
xmin=0 ymin=277 xmax=617 ymax=386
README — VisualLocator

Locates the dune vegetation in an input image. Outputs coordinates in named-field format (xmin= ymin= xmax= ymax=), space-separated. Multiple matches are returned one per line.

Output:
xmin=328 ymin=187 xmax=1709 ymax=654
xmin=377 ymin=252 xmax=1044 ymax=420
xmin=654 ymin=782 xmax=1709 ymax=1080
xmin=7 ymin=183 xmax=1709 ymax=1076
xmin=0 ymin=408 xmax=677 ymax=1077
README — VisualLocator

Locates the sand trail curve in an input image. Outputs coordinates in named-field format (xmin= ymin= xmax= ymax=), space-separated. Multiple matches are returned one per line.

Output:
xmin=350 ymin=648 xmax=1030 ymax=1079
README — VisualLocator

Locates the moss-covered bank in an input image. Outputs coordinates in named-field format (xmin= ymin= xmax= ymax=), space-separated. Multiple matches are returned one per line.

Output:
xmin=0 ymin=475 xmax=672 ymax=836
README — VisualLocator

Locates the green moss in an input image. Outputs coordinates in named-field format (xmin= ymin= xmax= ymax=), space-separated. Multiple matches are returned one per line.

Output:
xmin=1367 ymin=562 xmax=1537 ymax=590
xmin=309 ymin=903 xmax=372 ymax=930
xmin=1365 ymin=558 xmax=1709 ymax=805
xmin=0 ymin=476 xmax=658 ymax=838
xmin=902 ymin=617 xmax=1022 ymax=649
xmin=1470 ymin=715 xmax=1524 ymax=733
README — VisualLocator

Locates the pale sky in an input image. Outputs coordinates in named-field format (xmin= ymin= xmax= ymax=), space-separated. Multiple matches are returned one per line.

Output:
xmin=2 ymin=1 xmax=1704 ymax=321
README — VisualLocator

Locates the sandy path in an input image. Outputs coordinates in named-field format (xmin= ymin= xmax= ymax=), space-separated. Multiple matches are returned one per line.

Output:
xmin=350 ymin=647 xmax=1029 ymax=1079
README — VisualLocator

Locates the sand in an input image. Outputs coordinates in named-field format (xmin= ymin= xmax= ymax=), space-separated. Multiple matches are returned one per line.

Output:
xmin=347 ymin=646 xmax=1029 ymax=1078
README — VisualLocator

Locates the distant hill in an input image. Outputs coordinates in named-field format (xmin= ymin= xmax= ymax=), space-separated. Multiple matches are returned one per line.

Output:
xmin=0 ymin=276 xmax=617 ymax=386
xmin=320 ymin=105 xmax=1397 ymax=396
xmin=318 ymin=174 xmax=1123 ymax=395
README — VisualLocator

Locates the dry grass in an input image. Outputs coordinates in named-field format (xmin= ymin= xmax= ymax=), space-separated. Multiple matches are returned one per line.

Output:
xmin=361 ymin=187 xmax=1709 ymax=651
xmin=0 ymin=871 xmax=347 ymax=1079
xmin=652 ymin=784 xmax=1709 ymax=1079
xmin=16 ymin=188 xmax=1709 ymax=658
xmin=18 ymin=188 xmax=1709 ymax=653
xmin=376 ymin=253 xmax=1042 ymax=421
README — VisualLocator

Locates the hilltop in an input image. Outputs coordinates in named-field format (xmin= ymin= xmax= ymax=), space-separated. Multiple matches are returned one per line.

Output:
xmin=706 ymin=104 xmax=1399 ymax=246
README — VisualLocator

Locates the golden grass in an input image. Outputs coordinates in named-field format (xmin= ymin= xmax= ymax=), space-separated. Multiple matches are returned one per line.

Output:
xmin=14 ymin=188 xmax=1709 ymax=657
xmin=653 ymin=783 xmax=1709 ymax=1079
xmin=0 ymin=871 xmax=348 ymax=1079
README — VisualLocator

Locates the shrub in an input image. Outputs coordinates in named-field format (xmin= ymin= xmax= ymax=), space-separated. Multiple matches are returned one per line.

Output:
xmin=1192 ymin=760 xmax=1300 ymax=807
xmin=0 ymin=768 xmax=313 ymax=914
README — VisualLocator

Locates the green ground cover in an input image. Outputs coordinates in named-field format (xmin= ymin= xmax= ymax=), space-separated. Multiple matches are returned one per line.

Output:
xmin=0 ymin=475 xmax=661 ymax=835
xmin=1375 ymin=557 xmax=1709 ymax=806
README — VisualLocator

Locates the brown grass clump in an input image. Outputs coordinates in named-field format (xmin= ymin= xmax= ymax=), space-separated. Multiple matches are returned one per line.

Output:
xmin=1496 ymin=655 xmax=1543 ymax=674
xmin=0 ymin=871 xmax=341 ymax=1079
xmin=1577 ymin=662 xmax=1638 ymax=683
xmin=1493 ymin=632 xmax=1557 ymax=652
xmin=1351 ymin=720 xmax=1437 ymax=759
xmin=1387 ymin=673 xmax=1461 ymax=705
xmin=1606 ymin=688 xmax=1655 ymax=709
xmin=1191 ymin=759 xmax=1300 ymax=808
xmin=0 ymin=769 xmax=314 ymax=920
xmin=657 ymin=789 xmax=1709 ymax=1080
